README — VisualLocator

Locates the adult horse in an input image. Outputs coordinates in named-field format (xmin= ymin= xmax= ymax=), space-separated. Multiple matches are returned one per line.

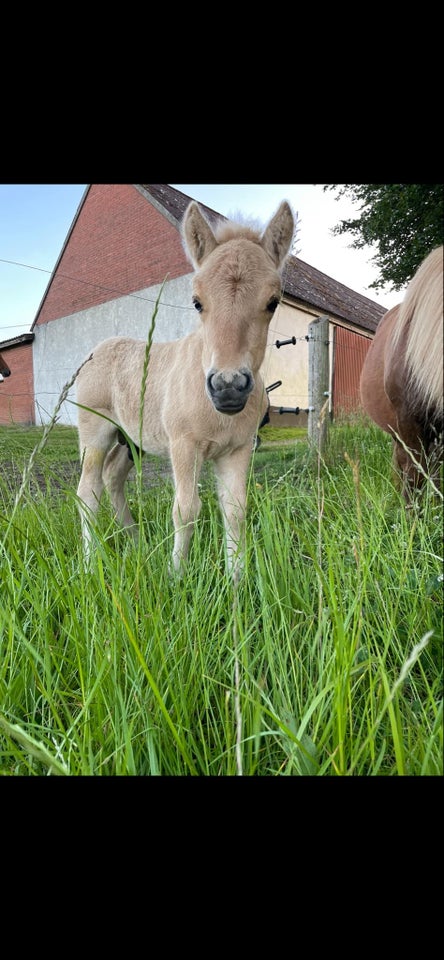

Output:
xmin=360 ymin=245 xmax=443 ymax=495
xmin=76 ymin=200 xmax=295 ymax=578
xmin=0 ymin=351 xmax=11 ymax=379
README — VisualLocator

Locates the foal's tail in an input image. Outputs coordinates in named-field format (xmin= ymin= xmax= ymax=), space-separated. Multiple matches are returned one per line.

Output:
xmin=392 ymin=245 xmax=443 ymax=421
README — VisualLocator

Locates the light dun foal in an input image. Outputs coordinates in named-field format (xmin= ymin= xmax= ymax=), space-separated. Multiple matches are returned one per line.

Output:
xmin=76 ymin=200 xmax=295 ymax=578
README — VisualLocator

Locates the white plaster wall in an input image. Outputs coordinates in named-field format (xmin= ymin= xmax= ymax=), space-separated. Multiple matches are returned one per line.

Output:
xmin=32 ymin=274 xmax=196 ymax=425
xmin=260 ymin=301 xmax=322 ymax=412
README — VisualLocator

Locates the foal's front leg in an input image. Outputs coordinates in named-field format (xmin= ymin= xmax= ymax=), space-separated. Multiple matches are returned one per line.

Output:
xmin=169 ymin=441 xmax=204 ymax=574
xmin=213 ymin=446 xmax=251 ymax=581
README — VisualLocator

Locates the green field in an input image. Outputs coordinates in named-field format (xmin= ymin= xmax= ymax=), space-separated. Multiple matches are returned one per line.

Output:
xmin=0 ymin=419 xmax=442 ymax=776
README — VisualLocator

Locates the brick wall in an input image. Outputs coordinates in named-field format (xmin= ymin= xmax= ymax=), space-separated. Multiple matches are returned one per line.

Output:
xmin=34 ymin=184 xmax=191 ymax=327
xmin=0 ymin=343 xmax=35 ymax=424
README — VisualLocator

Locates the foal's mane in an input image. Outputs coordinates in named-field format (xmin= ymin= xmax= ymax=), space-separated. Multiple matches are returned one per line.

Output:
xmin=214 ymin=215 xmax=265 ymax=246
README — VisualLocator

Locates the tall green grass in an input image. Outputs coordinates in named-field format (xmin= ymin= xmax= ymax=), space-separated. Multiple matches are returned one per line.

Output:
xmin=0 ymin=418 xmax=442 ymax=775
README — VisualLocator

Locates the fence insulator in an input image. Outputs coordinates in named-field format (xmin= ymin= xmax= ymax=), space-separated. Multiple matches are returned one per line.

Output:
xmin=266 ymin=380 xmax=282 ymax=394
xmin=277 ymin=406 xmax=314 ymax=415
xmin=275 ymin=337 xmax=296 ymax=349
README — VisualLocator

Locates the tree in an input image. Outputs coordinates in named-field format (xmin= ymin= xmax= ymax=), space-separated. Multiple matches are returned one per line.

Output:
xmin=324 ymin=184 xmax=443 ymax=291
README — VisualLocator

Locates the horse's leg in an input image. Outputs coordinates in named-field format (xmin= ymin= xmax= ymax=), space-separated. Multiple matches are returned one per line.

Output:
xmin=77 ymin=448 xmax=106 ymax=553
xmin=77 ymin=413 xmax=117 ymax=557
xmin=392 ymin=441 xmax=418 ymax=500
xmin=213 ymin=446 xmax=251 ymax=581
xmin=391 ymin=413 xmax=429 ymax=499
xmin=102 ymin=442 xmax=138 ymax=539
xmin=169 ymin=441 xmax=203 ymax=574
xmin=393 ymin=434 xmax=440 ymax=500
xmin=77 ymin=451 xmax=107 ymax=559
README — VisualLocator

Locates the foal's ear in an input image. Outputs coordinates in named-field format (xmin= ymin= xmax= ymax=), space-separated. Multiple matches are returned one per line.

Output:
xmin=182 ymin=202 xmax=218 ymax=268
xmin=261 ymin=200 xmax=295 ymax=269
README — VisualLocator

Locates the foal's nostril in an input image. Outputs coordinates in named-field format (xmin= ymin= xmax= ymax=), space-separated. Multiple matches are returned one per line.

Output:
xmin=236 ymin=370 xmax=252 ymax=393
xmin=206 ymin=368 xmax=254 ymax=413
xmin=207 ymin=368 xmax=252 ymax=395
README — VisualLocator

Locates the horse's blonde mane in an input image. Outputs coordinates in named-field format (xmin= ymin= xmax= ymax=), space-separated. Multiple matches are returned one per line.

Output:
xmin=392 ymin=245 xmax=443 ymax=413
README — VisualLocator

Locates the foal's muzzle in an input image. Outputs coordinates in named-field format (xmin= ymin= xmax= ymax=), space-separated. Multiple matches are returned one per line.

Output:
xmin=206 ymin=367 xmax=253 ymax=414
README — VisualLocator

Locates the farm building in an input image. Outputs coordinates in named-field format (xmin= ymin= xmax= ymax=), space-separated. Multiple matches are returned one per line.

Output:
xmin=0 ymin=184 xmax=387 ymax=427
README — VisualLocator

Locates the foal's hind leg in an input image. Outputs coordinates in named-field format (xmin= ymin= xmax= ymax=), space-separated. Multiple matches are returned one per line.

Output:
xmin=102 ymin=442 xmax=138 ymax=539
xmin=77 ymin=413 xmax=118 ymax=558
xmin=77 ymin=446 xmax=107 ymax=558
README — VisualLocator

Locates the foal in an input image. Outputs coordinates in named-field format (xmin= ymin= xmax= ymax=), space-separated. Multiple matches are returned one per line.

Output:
xmin=76 ymin=200 xmax=295 ymax=578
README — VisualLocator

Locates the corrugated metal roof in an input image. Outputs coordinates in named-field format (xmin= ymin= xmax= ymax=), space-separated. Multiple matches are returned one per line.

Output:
xmin=0 ymin=332 xmax=34 ymax=349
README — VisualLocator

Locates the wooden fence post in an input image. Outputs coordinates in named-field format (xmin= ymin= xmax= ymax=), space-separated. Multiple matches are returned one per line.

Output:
xmin=308 ymin=315 xmax=330 ymax=454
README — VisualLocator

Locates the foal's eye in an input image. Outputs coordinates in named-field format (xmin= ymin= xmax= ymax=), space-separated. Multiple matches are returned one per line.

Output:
xmin=267 ymin=297 xmax=280 ymax=313
xmin=193 ymin=298 xmax=203 ymax=313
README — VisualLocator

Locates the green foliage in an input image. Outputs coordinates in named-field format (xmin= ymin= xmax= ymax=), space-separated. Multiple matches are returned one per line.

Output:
xmin=0 ymin=421 xmax=442 ymax=776
xmin=258 ymin=424 xmax=307 ymax=443
xmin=0 ymin=424 xmax=78 ymax=463
xmin=324 ymin=184 xmax=443 ymax=291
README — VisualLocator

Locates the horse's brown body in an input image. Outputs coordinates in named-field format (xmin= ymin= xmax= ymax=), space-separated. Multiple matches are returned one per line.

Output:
xmin=0 ymin=352 xmax=11 ymax=379
xmin=360 ymin=246 xmax=443 ymax=494
xmin=76 ymin=200 xmax=295 ymax=578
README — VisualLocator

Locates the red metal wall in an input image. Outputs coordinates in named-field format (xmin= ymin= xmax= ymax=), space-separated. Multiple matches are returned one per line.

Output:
xmin=332 ymin=325 xmax=372 ymax=417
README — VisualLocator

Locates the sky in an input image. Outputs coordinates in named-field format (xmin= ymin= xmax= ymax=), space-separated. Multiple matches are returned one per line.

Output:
xmin=0 ymin=183 xmax=406 ymax=342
